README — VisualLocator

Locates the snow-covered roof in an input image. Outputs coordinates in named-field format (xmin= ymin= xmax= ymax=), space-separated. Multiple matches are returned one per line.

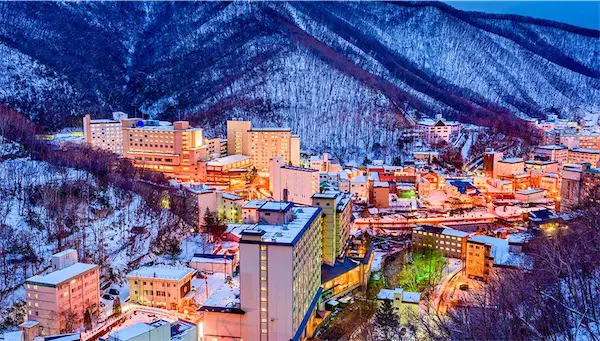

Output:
xmin=500 ymin=157 xmax=524 ymax=163
xmin=377 ymin=288 xmax=420 ymax=304
xmin=26 ymin=263 xmax=98 ymax=287
xmin=201 ymin=276 xmax=240 ymax=310
xmin=2 ymin=331 xmax=23 ymax=341
xmin=570 ymin=148 xmax=600 ymax=154
xmin=536 ymin=144 xmax=567 ymax=150
xmin=441 ymin=228 xmax=470 ymax=238
xmin=373 ymin=181 xmax=389 ymax=188
xmin=207 ymin=155 xmax=251 ymax=167
xmin=243 ymin=200 xmax=268 ymax=209
xmin=126 ymin=265 xmax=195 ymax=281
xmin=260 ymin=201 xmax=293 ymax=212
xmin=108 ymin=321 xmax=164 ymax=340
xmin=240 ymin=206 xmax=321 ymax=245
xmin=19 ymin=321 xmax=39 ymax=328
xmin=352 ymin=175 xmax=367 ymax=183
xmin=250 ymin=127 xmax=291 ymax=132
xmin=468 ymin=235 xmax=527 ymax=267
xmin=402 ymin=291 xmax=421 ymax=304
xmin=516 ymin=189 xmax=545 ymax=195
xmin=221 ymin=192 xmax=242 ymax=201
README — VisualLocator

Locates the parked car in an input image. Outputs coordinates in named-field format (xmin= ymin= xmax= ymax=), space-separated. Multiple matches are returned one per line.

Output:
xmin=108 ymin=288 xmax=120 ymax=296
xmin=459 ymin=284 xmax=469 ymax=291
xmin=102 ymin=294 xmax=114 ymax=300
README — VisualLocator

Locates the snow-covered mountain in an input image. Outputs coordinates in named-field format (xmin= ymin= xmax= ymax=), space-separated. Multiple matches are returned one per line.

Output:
xmin=0 ymin=2 xmax=598 ymax=157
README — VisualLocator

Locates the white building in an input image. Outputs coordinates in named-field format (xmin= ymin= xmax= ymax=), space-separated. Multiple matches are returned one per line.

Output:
xmin=200 ymin=202 xmax=323 ymax=341
xmin=349 ymin=175 xmax=368 ymax=201
xmin=496 ymin=157 xmax=525 ymax=177
xmin=105 ymin=319 xmax=196 ymax=341
xmin=83 ymin=112 xmax=128 ymax=155
xmin=269 ymin=156 xmax=319 ymax=206
xmin=568 ymin=148 xmax=600 ymax=166
xmin=534 ymin=145 xmax=568 ymax=164
xmin=416 ymin=114 xmax=461 ymax=145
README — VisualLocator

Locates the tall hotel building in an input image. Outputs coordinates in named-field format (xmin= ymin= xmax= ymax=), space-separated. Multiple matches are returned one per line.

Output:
xmin=83 ymin=112 xmax=128 ymax=155
xmin=239 ymin=202 xmax=322 ymax=341
xmin=226 ymin=119 xmax=300 ymax=171
xmin=121 ymin=119 xmax=206 ymax=181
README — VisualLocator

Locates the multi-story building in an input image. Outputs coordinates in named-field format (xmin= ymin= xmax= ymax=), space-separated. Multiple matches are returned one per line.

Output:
xmin=204 ymin=155 xmax=253 ymax=187
xmin=183 ymin=182 xmax=243 ymax=225
xmin=310 ymin=153 xmax=342 ymax=172
xmin=312 ymin=192 xmax=352 ymax=266
xmin=411 ymin=225 xmax=469 ymax=259
xmin=349 ymin=175 xmax=368 ymax=201
xmin=204 ymin=137 xmax=227 ymax=159
xmin=376 ymin=288 xmax=421 ymax=326
xmin=121 ymin=119 xmax=207 ymax=181
xmin=372 ymin=182 xmax=390 ymax=208
xmin=582 ymin=167 xmax=600 ymax=199
xmin=239 ymin=203 xmax=323 ymax=341
xmin=568 ymin=148 xmax=600 ymax=166
xmin=560 ymin=166 xmax=583 ymax=211
xmin=416 ymin=114 xmax=461 ymax=145
xmin=496 ymin=157 xmax=525 ymax=177
xmin=226 ymin=120 xmax=301 ymax=171
xmin=270 ymin=156 xmax=319 ymax=205
xmin=227 ymin=119 xmax=252 ymax=156
xmin=83 ymin=112 xmax=128 ymax=155
xmin=127 ymin=265 xmax=195 ymax=311
xmin=465 ymin=238 xmax=493 ymax=281
xmin=24 ymin=250 xmax=99 ymax=335
xmin=534 ymin=145 xmax=568 ymax=164
xmin=241 ymin=200 xmax=268 ymax=224
xmin=559 ymin=132 xmax=600 ymax=150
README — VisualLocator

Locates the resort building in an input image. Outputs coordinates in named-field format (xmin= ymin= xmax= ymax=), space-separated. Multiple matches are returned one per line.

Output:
xmin=312 ymin=192 xmax=352 ymax=266
xmin=483 ymin=150 xmax=503 ymax=178
xmin=534 ymin=145 xmax=568 ymax=164
xmin=465 ymin=235 xmax=529 ymax=282
xmin=270 ymin=157 xmax=319 ymax=205
xmin=226 ymin=120 xmax=301 ymax=171
xmin=121 ymin=119 xmax=206 ymax=181
xmin=560 ymin=166 xmax=583 ymax=211
xmin=496 ymin=157 xmax=525 ymax=177
xmin=204 ymin=155 xmax=253 ymax=188
xmin=416 ymin=114 xmax=461 ymax=145
xmin=568 ymin=148 xmax=600 ymax=166
xmin=24 ymin=250 xmax=99 ymax=335
xmin=203 ymin=137 xmax=227 ymax=159
xmin=83 ymin=112 xmax=128 ymax=155
xmin=201 ymin=202 xmax=323 ymax=341
xmin=411 ymin=225 xmax=470 ymax=259
xmin=126 ymin=265 xmax=195 ymax=311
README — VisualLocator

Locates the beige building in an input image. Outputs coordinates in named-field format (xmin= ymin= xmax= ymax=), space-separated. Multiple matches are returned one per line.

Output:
xmin=465 ymin=239 xmax=492 ymax=281
xmin=83 ymin=112 xmax=128 ymax=155
xmin=121 ymin=119 xmax=207 ymax=181
xmin=372 ymin=182 xmax=390 ymax=208
xmin=496 ymin=157 xmax=525 ymax=177
xmin=201 ymin=202 xmax=323 ymax=341
xmin=534 ymin=145 xmax=568 ymax=164
xmin=376 ymin=288 xmax=421 ymax=326
xmin=204 ymin=137 xmax=227 ymax=159
xmin=226 ymin=120 xmax=300 ymax=171
xmin=312 ymin=192 xmax=352 ymax=266
xmin=411 ymin=225 xmax=469 ymax=259
xmin=127 ymin=265 xmax=195 ymax=311
xmin=24 ymin=250 xmax=99 ymax=335
xmin=270 ymin=157 xmax=319 ymax=205
xmin=568 ymin=148 xmax=600 ymax=166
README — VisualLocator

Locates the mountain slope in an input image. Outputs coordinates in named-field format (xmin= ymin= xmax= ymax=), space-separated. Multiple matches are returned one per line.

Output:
xmin=0 ymin=1 xmax=598 ymax=158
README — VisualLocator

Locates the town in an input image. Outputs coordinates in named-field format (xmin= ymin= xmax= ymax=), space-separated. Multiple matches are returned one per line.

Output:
xmin=1 ymin=107 xmax=598 ymax=341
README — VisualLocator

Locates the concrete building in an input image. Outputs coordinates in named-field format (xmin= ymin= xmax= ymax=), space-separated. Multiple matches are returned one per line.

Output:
xmin=126 ymin=266 xmax=195 ymax=311
xmin=559 ymin=132 xmax=600 ymax=150
xmin=270 ymin=157 xmax=319 ymax=205
xmin=568 ymin=148 xmax=600 ymax=166
xmin=411 ymin=225 xmax=469 ymax=259
xmin=310 ymin=153 xmax=342 ymax=172
xmin=496 ymin=157 xmax=525 ymax=177
xmin=204 ymin=154 xmax=252 ymax=188
xmin=105 ymin=319 xmax=196 ymax=341
xmin=121 ymin=119 xmax=206 ymax=181
xmin=183 ymin=182 xmax=243 ymax=225
xmin=560 ymin=166 xmax=583 ymax=211
xmin=483 ymin=150 xmax=503 ymax=178
xmin=465 ymin=239 xmax=492 ymax=281
xmin=515 ymin=189 xmax=546 ymax=203
xmin=312 ymin=192 xmax=352 ymax=266
xmin=466 ymin=235 xmax=529 ymax=282
xmin=203 ymin=137 xmax=227 ymax=159
xmin=582 ymin=167 xmax=600 ymax=199
xmin=226 ymin=120 xmax=301 ymax=171
xmin=226 ymin=119 xmax=252 ymax=156
xmin=416 ymin=114 xmax=461 ymax=145
xmin=237 ymin=203 xmax=323 ymax=341
xmin=349 ymin=175 xmax=368 ymax=201
xmin=534 ymin=145 xmax=568 ymax=164
xmin=372 ymin=182 xmax=390 ymax=208
xmin=83 ymin=112 xmax=128 ymax=155
xmin=376 ymin=288 xmax=421 ymax=325
xmin=24 ymin=250 xmax=99 ymax=335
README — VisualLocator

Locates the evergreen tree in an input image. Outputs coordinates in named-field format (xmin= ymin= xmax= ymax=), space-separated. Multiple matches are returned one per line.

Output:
xmin=83 ymin=308 xmax=92 ymax=330
xmin=374 ymin=299 xmax=400 ymax=340
xmin=112 ymin=296 xmax=122 ymax=317
xmin=202 ymin=208 xmax=226 ymax=243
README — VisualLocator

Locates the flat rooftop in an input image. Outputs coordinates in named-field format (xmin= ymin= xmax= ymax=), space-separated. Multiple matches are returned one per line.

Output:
xmin=536 ymin=144 xmax=567 ymax=150
xmin=126 ymin=265 xmax=195 ymax=281
xmin=207 ymin=155 xmax=251 ymax=167
xmin=200 ymin=276 xmax=241 ymax=313
xmin=250 ymin=127 xmax=291 ymax=132
xmin=500 ymin=157 xmax=524 ymax=163
xmin=570 ymin=148 xmax=600 ymax=154
xmin=241 ymin=206 xmax=322 ymax=245
xmin=26 ymin=263 xmax=98 ymax=287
